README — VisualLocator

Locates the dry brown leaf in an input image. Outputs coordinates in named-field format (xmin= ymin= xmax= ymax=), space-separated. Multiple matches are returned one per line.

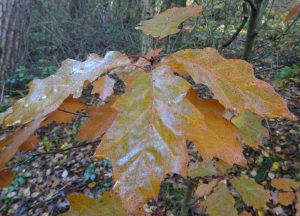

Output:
xmin=136 ymin=5 xmax=202 ymax=39
xmin=204 ymin=182 xmax=238 ymax=216
xmin=195 ymin=179 xmax=219 ymax=197
xmin=19 ymin=135 xmax=40 ymax=151
xmin=271 ymin=178 xmax=300 ymax=191
xmin=0 ymin=169 xmax=15 ymax=188
xmin=231 ymin=176 xmax=271 ymax=209
xmin=277 ymin=192 xmax=295 ymax=206
xmin=232 ymin=110 xmax=269 ymax=148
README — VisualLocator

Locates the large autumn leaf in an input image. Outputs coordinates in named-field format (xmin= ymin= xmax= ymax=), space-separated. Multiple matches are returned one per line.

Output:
xmin=95 ymin=66 xmax=191 ymax=213
xmin=95 ymin=65 xmax=246 ymax=213
xmin=136 ymin=5 xmax=202 ymax=39
xmin=162 ymin=48 xmax=295 ymax=119
xmin=0 ymin=52 xmax=130 ymax=127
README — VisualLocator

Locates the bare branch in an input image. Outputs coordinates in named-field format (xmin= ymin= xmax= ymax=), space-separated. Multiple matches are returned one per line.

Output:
xmin=244 ymin=0 xmax=257 ymax=11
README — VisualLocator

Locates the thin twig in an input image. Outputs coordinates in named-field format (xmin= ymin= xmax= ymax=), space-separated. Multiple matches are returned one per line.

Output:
xmin=244 ymin=0 xmax=257 ymax=11
xmin=0 ymin=139 xmax=101 ymax=172
xmin=222 ymin=3 xmax=249 ymax=49
xmin=58 ymin=108 xmax=88 ymax=118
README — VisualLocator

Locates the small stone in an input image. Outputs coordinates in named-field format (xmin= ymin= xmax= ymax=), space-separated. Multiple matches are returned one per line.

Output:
xmin=55 ymin=153 xmax=64 ymax=159
xmin=42 ymin=213 xmax=49 ymax=216
xmin=104 ymin=173 xmax=112 ymax=178
xmin=31 ymin=192 xmax=39 ymax=198
xmin=23 ymin=188 xmax=31 ymax=197
xmin=268 ymin=172 xmax=275 ymax=179
xmin=275 ymin=146 xmax=282 ymax=152
xmin=7 ymin=192 xmax=16 ymax=198
xmin=46 ymin=169 xmax=51 ymax=176
xmin=250 ymin=170 xmax=257 ymax=177
xmin=273 ymin=206 xmax=284 ymax=215
xmin=88 ymin=182 xmax=96 ymax=188
xmin=62 ymin=170 xmax=68 ymax=178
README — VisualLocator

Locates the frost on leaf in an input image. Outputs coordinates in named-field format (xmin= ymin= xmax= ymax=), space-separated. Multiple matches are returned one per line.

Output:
xmin=91 ymin=76 xmax=116 ymax=101
xmin=0 ymin=118 xmax=43 ymax=169
xmin=204 ymin=182 xmax=238 ymax=216
xmin=95 ymin=66 xmax=191 ymax=213
xmin=136 ymin=5 xmax=202 ymax=39
xmin=61 ymin=192 xmax=126 ymax=216
xmin=230 ymin=176 xmax=271 ymax=209
xmin=271 ymin=178 xmax=300 ymax=191
xmin=0 ymin=52 xmax=130 ymax=127
xmin=162 ymin=48 xmax=295 ymax=119
xmin=231 ymin=110 xmax=269 ymax=148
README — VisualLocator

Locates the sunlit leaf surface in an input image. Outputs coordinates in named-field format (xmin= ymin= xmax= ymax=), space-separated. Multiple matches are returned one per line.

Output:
xmin=136 ymin=5 xmax=202 ymax=39
xmin=162 ymin=48 xmax=295 ymax=119
xmin=0 ymin=52 xmax=129 ymax=127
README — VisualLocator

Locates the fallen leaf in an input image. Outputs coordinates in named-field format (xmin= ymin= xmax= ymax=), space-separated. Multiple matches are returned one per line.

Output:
xmin=232 ymin=110 xmax=269 ymax=148
xmin=277 ymin=192 xmax=295 ymax=206
xmin=271 ymin=178 xmax=300 ymax=191
xmin=19 ymin=135 xmax=40 ymax=151
xmin=61 ymin=192 xmax=126 ymax=216
xmin=188 ymin=161 xmax=217 ymax=178
xmin=296 ymin=192 xmax=300 ymax=216
xmin=285 ymin=4 xmax=300 ymax=21
xmin=204 ymin=182 xmax=238 ymax=216
xmin=215 ymin=160 xmax=231 ymax=175
xmin=136 ymin=5 xmax=202 ymax=39
xmin=230 ymin=175 xmax=271 ymax=209
xmin=239 ymin=211 xmax=252 ymax=216
xmin=195 ymin=179 xmax=219 ymax=197
xmin=0 ymin=169 xmax=15 ymax=188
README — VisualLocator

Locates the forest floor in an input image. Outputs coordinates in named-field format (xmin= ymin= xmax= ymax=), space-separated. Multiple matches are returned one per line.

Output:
xmin=0 ymin=49 xmax=299 ymax=216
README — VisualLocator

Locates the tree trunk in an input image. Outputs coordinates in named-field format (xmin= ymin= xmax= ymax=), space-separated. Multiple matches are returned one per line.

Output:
xmin=140 ymin=0 xmax=155 ymax=54
xmin=0 ymin=0 xmax=30 ymax=94
xmin=243 ymin=0 xmax=269 ymax=61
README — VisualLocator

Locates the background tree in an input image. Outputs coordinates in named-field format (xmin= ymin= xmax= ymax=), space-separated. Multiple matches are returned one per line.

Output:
xmin=0 ymin=0 xmax=30 ymax=99
xmin=140 ymin=0 xmax=155 ymax=54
